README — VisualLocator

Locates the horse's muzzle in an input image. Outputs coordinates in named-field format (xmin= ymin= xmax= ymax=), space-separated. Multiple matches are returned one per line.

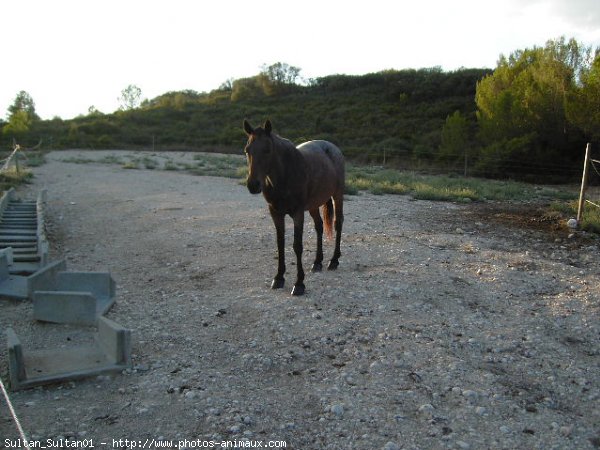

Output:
xmin=247 ymin=179 xmax=262 ymax=194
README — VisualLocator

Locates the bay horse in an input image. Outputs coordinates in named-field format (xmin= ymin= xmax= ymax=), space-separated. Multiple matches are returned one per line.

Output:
xmin=243 ymin=119 xmax=345 ymax=296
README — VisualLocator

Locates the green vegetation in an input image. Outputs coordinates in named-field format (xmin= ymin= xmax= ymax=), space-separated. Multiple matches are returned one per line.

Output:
xmin=1 ymin=38 xmax=598 ymax=185
xmin=551 ymin=200 xmax=600 ymax=233
xmin=346 ymin=165 xmax=575 ymax=202
xmin=475 ymin=37 xmax=598 ymax=181
xmin=59 ymin=152 xmax=248 ymax=179
xmin=2 ymin=91 xmax=39 ymax=139
xmin=1 ymin=64 xmax=490 ymax=172
xmin=58 ymin=152 xmax=576 ymax=204
xmin=24 ymin=150 xmax=47 ymax=167
xmin=189 ymin=154 xmax=247 ymax=178
xmin=0 ymin=149 xmax=35 ymax=191
xmin=0 ymin=167 xmax=33 ymax=191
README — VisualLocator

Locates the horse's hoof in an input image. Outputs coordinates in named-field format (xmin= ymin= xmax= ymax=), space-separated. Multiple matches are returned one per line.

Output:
xmin=327 ymin=260 xmax=339 ymax=271
xmin=291 ymin=284 xmax=305 ymax=296
xmin=311 ymin=262 xmax=323 ymax=273
xmin=271 ymin=278 xmax=285 ymax=289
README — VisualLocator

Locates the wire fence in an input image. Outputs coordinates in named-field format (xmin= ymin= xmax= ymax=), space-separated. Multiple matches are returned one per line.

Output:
xmin=350 ymin=147 xmax=583 ymax=181
xmin=0 ymin=144 xmax=26 ymax=175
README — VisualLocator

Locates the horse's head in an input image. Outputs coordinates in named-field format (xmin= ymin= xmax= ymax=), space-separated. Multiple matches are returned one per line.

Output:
xmin=243 ymin=119 xmax=277 ymax=195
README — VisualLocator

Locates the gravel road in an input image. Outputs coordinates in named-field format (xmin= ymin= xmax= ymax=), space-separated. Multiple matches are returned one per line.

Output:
xmin=1 ymin=150 xmax=599 ymax=450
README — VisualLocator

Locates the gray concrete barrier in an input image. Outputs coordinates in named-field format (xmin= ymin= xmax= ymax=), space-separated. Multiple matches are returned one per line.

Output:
xmin=6 ymin=316 xmax=132 ymax=391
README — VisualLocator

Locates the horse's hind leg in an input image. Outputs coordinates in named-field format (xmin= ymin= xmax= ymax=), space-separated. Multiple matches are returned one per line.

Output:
xmin=309 ymin=207 xmax=323 ymax=272
xmin=327 ymin=192 xmax=344 ymax=271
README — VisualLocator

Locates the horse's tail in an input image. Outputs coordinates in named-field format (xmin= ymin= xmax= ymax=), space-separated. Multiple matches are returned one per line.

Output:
xmin=322 ymin=198 xmax=334 ymax=240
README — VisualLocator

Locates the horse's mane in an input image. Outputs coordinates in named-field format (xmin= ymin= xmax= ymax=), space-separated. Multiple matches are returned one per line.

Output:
xmin=271 ymin=133 xmax=297 ymax=154
xmin=269 ymin=133 xmax=306 ymax=189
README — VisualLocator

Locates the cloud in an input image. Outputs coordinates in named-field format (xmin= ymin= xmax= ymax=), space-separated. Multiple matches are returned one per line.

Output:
xmin=552 ymin=0 xmax=600 ymax=28
xmin=515 ymin=0 xmax=600 ymax=29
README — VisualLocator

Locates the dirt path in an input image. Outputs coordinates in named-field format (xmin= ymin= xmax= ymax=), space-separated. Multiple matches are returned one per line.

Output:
xmin=1 ymin=150 xmax=599 ymax=449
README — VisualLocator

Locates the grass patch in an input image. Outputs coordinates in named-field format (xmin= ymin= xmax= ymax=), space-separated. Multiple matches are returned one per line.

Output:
xmin=0 ymin=168 xmax=33 ymax=191
xmin=0 ymin=150 xmax=40 ymax=192
xmin=412 ymin=182 xmax=477 ymax=202
xmin=55 ymin=152 xmax=578 ymax=206
xmin=60 ymin=154 xmax=124 ymax=165
xmin=163 ymin=161 xmax=180 ymax=171
xmin=60 ymin=156 xmax=97 ymax=164
xmin=24 ymin=151 xmax=47 ymax=167
xmin=188 ymin=154 xmax=246 ymax=178
xmin=122 ymin=161 xmax=139 ymax=169
xmin=551 ymin=200 xmax=600 ymax=233
xmin=141 ymin=157 xmax=158 ymax=170
xmin=345 ymin=165 xmax=576 ymax=202
xmin=100 ymin=155 xmax=123 ymax=164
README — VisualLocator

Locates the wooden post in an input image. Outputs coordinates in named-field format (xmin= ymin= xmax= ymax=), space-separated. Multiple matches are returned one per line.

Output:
xmin=577 ymin=143 xmax=592 ymax=224
xmin=14 ymin=144 xmax=20 ymax=174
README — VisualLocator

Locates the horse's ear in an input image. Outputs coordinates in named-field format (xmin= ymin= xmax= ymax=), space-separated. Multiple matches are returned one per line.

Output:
xmin=243 ymin=119 xmax=254 ymax=136
xmin=264 ymin=120 xmax=272 ymax=136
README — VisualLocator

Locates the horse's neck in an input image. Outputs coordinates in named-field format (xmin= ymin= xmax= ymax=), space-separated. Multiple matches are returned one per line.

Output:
xmin=273 ymin=134 xmax=297 ymax=153
xmin=271 ymin=135 xmax=305 ymax=190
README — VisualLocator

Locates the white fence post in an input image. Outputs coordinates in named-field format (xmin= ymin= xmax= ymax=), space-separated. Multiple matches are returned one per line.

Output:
xmin=576 ymin=143 xmax=592 ymax=225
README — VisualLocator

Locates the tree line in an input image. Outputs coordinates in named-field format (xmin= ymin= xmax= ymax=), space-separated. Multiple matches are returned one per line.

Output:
xmin=2 ymin=37 xmax=599 ymax=182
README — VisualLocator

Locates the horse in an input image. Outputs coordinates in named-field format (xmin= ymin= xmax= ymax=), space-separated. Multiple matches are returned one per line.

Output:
xmin=243 ymin=119 xmax=345 ymax=296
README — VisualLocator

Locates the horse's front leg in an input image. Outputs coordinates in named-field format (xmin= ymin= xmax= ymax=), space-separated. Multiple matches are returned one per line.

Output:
xmin=270 ymin=209 xmax=286 ymax=289
xmin=291 ymin=210 xmax=305 ymax=296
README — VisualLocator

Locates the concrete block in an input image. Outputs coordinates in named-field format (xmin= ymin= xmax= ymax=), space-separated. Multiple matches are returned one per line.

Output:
xmin=32 ymin=270 xmax=116 ymax=325
xmin=36 ymin=189 xmax=48 ymax=266
xmin=97 ymin=316 xmax=132 ymax=366
xmin=6 ymin=316 xmax=132 ymax=391
xmin=0 ymin=189 xmax=47 ymax=274
xmin=6 ymin=328 xmax=25 ymax=388
xmin=0 ymin=249 xmax=29 ymax=299
xmin=0 ymin=248 xmax=12 ymax=280
xmin=0 ymin=258 xmax=65 ymax=300
xmin=0 ymin=188 xmax=16 ymax=216
xmin=26 ymin=259 xmax=67 ymax=297
xmin=56 ymin=271 xmax=117 ymax=302
xmin=33 ymin=291 xmax=98 ymax=325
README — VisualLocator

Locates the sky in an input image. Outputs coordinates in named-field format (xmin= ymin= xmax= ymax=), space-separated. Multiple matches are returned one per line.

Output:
xmin=2 ymin=0 xmax=599 ymax=120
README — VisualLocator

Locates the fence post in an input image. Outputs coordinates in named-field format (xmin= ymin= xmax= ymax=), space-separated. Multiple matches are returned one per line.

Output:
xmin=14 ymin=143 xmax=20 ymax=174
xmin=576 ymin=143 xmax=592 ymax=225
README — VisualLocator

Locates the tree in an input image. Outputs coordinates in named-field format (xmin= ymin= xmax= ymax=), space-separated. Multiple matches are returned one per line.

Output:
xmin=258 ymin=62 xmax=301 ymax=95
xmin=218 ymin=78 xmax=235 ymax=91
xmin=438 ymin=110 xmax=469 ymax=163
xmin=475 ymin=37 xmax=594 ymax=176
xmin=261 ymin=62 xmax=301 ymax=85
xmin=566 ymin=52 xmax=600 ymax=140
xmin=230 ymin=77 xmax=261 ymax=101
xmin=118 ymin=84 xmax=142 ymax=110
xmin=3 ymin=91 xmax=39 ymax=137
xmin=7 ymin=90 xmax=39 ymax=121
xmin=87 ymin=106 xmax=103 ymax=116
xmin=2 ymin=110 xmax=32 ymax=136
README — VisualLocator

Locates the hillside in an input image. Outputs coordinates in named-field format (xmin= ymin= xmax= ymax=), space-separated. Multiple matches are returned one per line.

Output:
xmin=16 ymin=68 xmax=490 ymax=168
